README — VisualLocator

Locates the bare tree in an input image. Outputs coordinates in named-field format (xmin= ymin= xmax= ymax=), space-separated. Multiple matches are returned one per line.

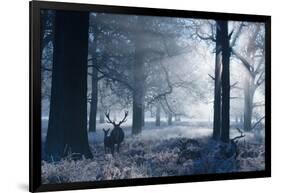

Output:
xmin=132 ymin=16 xmax=146 ymax=135
xmin=220 ymin=20 xmax=231 ymax=143
xmin=232 ymin=23 xmax=265 ymax=131
xmin=45 ymin=11 xmax=93 ymax=160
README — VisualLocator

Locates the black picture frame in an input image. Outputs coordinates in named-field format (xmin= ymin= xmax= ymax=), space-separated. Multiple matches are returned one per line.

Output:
xmin=29 ymin=1 xmax=271 ymax=192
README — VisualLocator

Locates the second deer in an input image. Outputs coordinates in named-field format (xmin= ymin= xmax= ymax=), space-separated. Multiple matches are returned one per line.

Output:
xmin=103 ymin=128 xmax=113 ymax=154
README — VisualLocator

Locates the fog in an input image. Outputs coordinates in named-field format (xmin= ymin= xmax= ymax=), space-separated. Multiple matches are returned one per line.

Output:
xmin=40 ymin=10 xmax=266 ymax=183
xmin=41 ymin=13 xmax=265 ymax=127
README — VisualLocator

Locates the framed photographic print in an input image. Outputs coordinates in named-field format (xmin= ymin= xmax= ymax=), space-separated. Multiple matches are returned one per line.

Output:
xmin=29 ymin=1 xmax=271 ymax=192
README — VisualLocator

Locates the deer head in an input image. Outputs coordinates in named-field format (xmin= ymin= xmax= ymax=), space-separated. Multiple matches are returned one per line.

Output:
xmin=105 ymin=111 xmax=128 ymax=127
xmin=102 ymin=128 xmax=110 ymax=136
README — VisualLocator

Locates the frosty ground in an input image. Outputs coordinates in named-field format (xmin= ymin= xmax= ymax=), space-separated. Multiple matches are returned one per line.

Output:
xmin=41 ymin=119 xmax=265 ymax=184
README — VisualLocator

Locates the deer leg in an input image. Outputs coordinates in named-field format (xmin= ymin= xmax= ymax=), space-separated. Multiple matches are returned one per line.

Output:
xmin=111 ymin=145 xmax=114 ymax=155
xmin=117 ymin=144 xmax=120 ymax=153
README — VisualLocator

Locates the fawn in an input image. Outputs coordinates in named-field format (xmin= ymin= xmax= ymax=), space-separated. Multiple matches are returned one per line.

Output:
xmin=102 ymin=128 xmax=113 ymax=154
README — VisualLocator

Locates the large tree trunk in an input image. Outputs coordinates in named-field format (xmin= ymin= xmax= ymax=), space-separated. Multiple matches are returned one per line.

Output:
xmin=45 ymin=11 xmax=92 ymax=160
xmin=88 ymin=66 xmax=98 ymax=132
xmin=132 ymin=99 xmax=143 ymax=135
xmin=240 ymin=24 xmax=261 ymax=132
xmin=212 ymin=21 xmax=223 ymax=140
xmin=243 ymin=76 xmax=255 ymax=131
xmin=132 ymin=17 xmax=145 ymax=135
xmin=142 ymin=106 xmax=145 ymax=126
xmin=220 ymin=20 xmax=230 ymax=143
xmin=99 ymin=111 xmax=105 ymax=123
xmin=156 ymin=103 xmax=161 ymax=126
xmin=168 ymin=113 xmax=172 ymax=125
xmin=240 ymin=114 xmax=243 ymax=126
xmin=88 ymin=24 xmax=98 ymax=132
xmin=150 ymin=106 xmax=154 ymax=118
xmin=235 ymin=116 xmax=238 ymax=124
xmin=175 ymin=115 xmax=181 ymax=122
xmin=98 ymin=83 xmax=105 ymax=124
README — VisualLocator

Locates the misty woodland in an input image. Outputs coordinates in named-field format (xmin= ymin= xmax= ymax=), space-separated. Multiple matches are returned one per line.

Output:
xmin=40 ymin=10 xmax=266 ymax=183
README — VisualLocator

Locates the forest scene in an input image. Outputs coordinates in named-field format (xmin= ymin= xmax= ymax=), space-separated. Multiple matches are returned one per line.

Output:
xmin=40 ymin=10 xmax=266 ymax=184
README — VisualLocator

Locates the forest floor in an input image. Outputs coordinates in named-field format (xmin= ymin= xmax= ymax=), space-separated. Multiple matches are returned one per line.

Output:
xmin=41 ymin=120 xmax=265 ymax=184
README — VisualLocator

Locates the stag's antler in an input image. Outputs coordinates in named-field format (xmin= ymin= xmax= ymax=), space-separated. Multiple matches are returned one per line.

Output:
xmin=105 ymin=111 xmax=116 ymax=125
xmin=117 ymin=111 xmax=128 ymax=126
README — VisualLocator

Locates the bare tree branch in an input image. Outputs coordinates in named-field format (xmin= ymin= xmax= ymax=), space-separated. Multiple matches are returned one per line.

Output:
xmin=88 ymin=58 xmax=134 ymax=91
xmin=255 ymin=71 xmax=265 ymax=87
xmin=147 ymin=59 xmax=173 ymax=105
xmin=230 ymin=81 xmax=243 ymax=90
xmin=231 ymin=49 xmax=255 ymax=77
xmin=253 ymin=101 xmax=265 ymax=108
xmin=87 ymin=73 xmax=105 ymax=81
xmin=252 ymin=116 xmax=265 ymax=130
xmin=195 ymin=26 xmax=216 ymax=42
xmin=230 ymin=81 xmax=239 ymax=88
xmin=208 ymin=74 xmax=215 ymax=80
xmin=230 ymin=23 xmax=245 ymax=48
xmin=231 ymin=127 xmax=245 ymax=142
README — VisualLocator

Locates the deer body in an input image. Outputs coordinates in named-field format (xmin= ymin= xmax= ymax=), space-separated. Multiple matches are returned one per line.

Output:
xmin=104 ymin=111 xmax=128 ymax=154
xmin=103 ymin=129 xmax=113 ymax=154
xmin=110 ymin=126 xmax=125 ymax=153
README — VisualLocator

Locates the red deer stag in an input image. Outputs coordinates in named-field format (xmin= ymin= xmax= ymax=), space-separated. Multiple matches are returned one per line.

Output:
xmin=105 ymin=111 xmax=127 ymax=154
